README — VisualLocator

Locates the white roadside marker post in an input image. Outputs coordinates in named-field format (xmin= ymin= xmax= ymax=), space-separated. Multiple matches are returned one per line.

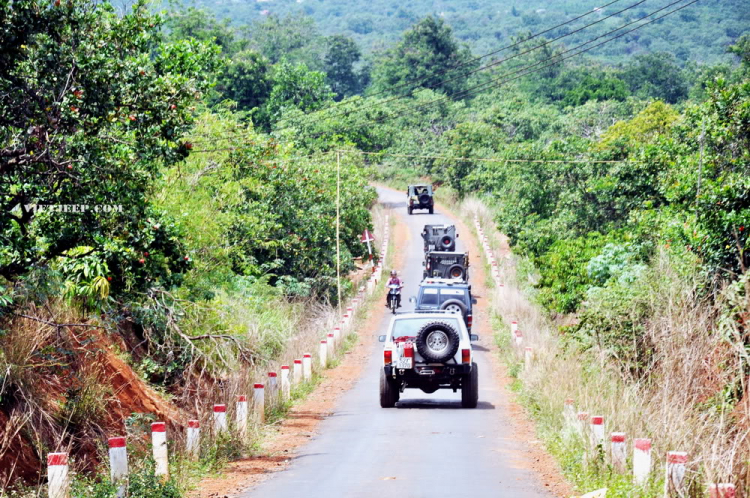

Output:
xmin=524 ymin=347 xmax=532 ymax=371
xmin=186 ymin=420 xmax=200 ymax=458
xmin=268 ymin=372 xmax=278 ymax=405
xmin=709 ymin=484 xmax=736 ymax=498
xmin=151 ymin=422 xmax=169 ymax=479
xmin=236 ymin=395 xmax=248 ymax=439
xmin=302 ymin=353 xmax=312 ymax=381
xmin=590 ymin=416 xmax=605 ymax=451
xmin=253 ymin=383 xmax=265 ymax=424
xmin=511 ymin=321 xmax=518 ymax=341
xmin=213 ymin=404 xmax=228 ymax=435
xmin=633 ymin=438 xmax=652 ymax=485
xmin=611 ymin=433 xmax=627 ymax=473
xmin=327 ymin=332 xmax=336 ymax=354
xmin=47 ymin=453 xmax=69 ymax=498
xmin=108 ymin=437 xmax=128 ymax=498
xmin=664 ymin=451 xmax=688 ymax=497
xmin=576 ymin=412 xmax=590 ymax=438
xmin=293 ymin=359 xmax=302 ymax=386
xmin=563 ymin=398 xmax=576 ymax=437
xmin=280 ymin=365 xmax=291 ymax=399
xmin=319 ymin=340 xmax=328 ymax=368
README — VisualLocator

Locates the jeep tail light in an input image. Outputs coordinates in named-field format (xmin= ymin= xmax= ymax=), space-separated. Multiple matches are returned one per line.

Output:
xmin=461 ymin=348 xmax=471 ymax=364
xmin=404 ymin=343 xmax=414 ymax=358
xmin=384 ymin=350 xmax=392 ymax=365
xmin=467 ymin=315 xmax=473 ymax=328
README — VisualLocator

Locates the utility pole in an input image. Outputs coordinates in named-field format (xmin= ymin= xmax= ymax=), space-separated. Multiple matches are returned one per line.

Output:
xmin=696 ymin=116 xmax=705 ymax=204
xmin=336 ymin=150 xmax=341 ymax=312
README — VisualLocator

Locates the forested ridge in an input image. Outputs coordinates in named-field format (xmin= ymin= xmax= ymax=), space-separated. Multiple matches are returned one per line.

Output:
xmin=183 ymin=0 xmax=749 ymax=63
xmin=1 ymin=0 xmax=750 ymax=494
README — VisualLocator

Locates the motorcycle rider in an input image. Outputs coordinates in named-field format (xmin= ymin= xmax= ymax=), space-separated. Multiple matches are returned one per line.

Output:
xmin=385 ymin=270 xmax=404 ymax=308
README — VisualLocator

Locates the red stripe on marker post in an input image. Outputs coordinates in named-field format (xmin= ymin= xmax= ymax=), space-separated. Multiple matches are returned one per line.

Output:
xmin=237 ymin=395 xmax=247 ymax=402
xmin=591 ymin=416 xmax=604 ymax=425
xmin=294 ymin=359 xmax=302 ymax=364
xmin=213 ymin=404 xmax=226 ymax=413
xmin=254 ymin=383 xmax=264 ymax=389
xmin=281 ymin=365 xmax=290 ymax=369
xmin=611 ymin=433 xmax=626 ymax=443
xmin=268 ymin=372 xmax=278 ymax=377
xmin=47 ymin=453 xmax=68 ymax=466
xmin=108 ymin=437 xmax=126 ymax=448
xmin=634 ymin=438 xmax=651 ymax=451
xmin=188 ymin=420 xmax=200 ymax=429
xmin=667 ymin=451 xmax=688 ymax=464
xmin=151 ymin=422 xmax=166 ymax=432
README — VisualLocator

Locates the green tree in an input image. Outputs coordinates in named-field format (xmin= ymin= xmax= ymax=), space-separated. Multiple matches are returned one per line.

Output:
xmin=370 ymin=16 xmax=478 ymax=98
xmin=622 ymin=52 xmax=689 ymax=104
xmin=262 ymin=60 xmax=334 ymax=130
xmin=323 ymin=35 xmax=363 ymax=100
xmin=166 ymin=7 xmax=242 ymax=55
xmin=215 ymin=50 xmax=272 ymax=112
xmin=0 ymin=0 xmax=219 ymax=293
xmin=248 ymin=13 xmax=323 ymax=69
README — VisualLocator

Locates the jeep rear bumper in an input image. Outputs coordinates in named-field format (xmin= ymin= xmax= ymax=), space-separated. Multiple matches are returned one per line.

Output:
xmin=384 ymin=363 xmax=471 ymax=379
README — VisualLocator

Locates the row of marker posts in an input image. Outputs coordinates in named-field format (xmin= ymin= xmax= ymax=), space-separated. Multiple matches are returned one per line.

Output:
xmin=45 ymin=216 xmax=391 ymax=498
xmin=475 ymin=215 xmax=737 ymax=497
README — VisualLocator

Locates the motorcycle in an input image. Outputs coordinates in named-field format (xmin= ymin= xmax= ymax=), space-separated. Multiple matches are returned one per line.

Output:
xmin=387 ymin=284 xmax=401 ymax=314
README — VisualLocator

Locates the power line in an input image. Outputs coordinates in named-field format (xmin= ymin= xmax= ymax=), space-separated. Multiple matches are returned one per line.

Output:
xmin=335 ymin=150 xmax=635 ymax=164
xmin=190 ymin=0 xmax=699 ymax=164
xmin=275 ymin=0 xmax=632 ymax=125
xmin=189 ymin=143 xmax=634 ymax=165
xmin=293 ymin=0 xmax=699 ymax=135
xmin=191 ymin=0 xmax=647 ymax=145
xmin=274 ymin=0 xmax=650 ymax=130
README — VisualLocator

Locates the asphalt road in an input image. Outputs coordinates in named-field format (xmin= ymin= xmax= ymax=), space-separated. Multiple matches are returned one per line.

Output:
xmin=242 ymin=187 xmax=555 ymax=498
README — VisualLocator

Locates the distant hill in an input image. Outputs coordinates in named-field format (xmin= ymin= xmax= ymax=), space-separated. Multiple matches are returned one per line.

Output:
xmin=181 ymin=0 xmax=750 ymax=64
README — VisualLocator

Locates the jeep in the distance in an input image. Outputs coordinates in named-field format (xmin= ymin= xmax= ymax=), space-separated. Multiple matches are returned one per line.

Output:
xmin=411 ymin=279 xmax=476 ymax=330
xmin=379 ymin=311 xmax=479 ymax=408
xmin=407 ymin=184 xmax=434 ymax=215
xmin=423 ymin=250 xmax=470 ymax=281
xmin=421 ymin=224 xmax=457 ymax=252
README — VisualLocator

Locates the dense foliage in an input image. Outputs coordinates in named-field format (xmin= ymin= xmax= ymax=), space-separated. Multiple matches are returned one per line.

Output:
xmin=182 ymin=0 xmax=749 ymax=63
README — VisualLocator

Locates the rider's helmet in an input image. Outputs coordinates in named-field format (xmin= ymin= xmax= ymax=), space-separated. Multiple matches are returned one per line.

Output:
xmin=390 ymin=270 xmax=397 ymax=277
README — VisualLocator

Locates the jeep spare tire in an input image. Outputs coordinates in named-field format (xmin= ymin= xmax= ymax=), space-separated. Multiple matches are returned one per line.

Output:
xmin=419 ymin=193 xmax=431 ymax=205
xmin=416 ymin=321 xmax=460 ymax=363
xmin=440 ymin=235 xmax=454 ymax=251
xmin=446 ymin=264 xmax=465 ymax=280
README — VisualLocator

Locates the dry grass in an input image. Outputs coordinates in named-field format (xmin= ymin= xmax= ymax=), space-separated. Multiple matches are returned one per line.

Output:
xmin=457 ymin=196 xmax=749 ymax=496
xmin=0 ymin=202 xmax=392 ymax=494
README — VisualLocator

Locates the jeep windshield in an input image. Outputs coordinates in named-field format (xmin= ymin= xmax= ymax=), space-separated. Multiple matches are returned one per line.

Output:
xmin=418 ymin=287 xmax=467 ymax=308
xmin=391 ymin=317 xmax=462 ymax=341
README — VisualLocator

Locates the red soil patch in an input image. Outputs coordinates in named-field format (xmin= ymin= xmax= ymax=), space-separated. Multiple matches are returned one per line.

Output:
xmin=0 ymin=323 xmax=182 ymax=485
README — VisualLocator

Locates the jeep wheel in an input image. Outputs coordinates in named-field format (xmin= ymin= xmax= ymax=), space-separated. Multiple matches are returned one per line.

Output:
xmin=415 ymin=321 xmax=460 ymax=363
xmin=462 ymin=362 xmax=479 ymax=408
xmin=408 ymin=206 xmax=413 ymax=215
xmin=440 ymin=299 xmax=466 ymax=316
xmin=380 ymin=369 xmax=399 ymax=408
xmin=428 ymin=206 xmax=434 ymax=214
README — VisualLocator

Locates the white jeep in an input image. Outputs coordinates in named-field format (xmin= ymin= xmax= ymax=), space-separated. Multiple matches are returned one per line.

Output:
xmin=378 ymin=311 xmax=479 ymax=408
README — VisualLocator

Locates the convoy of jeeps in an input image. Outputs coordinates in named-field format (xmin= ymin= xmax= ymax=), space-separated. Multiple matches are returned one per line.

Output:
xmin=378 ymin=185 xmax=479 ymax=408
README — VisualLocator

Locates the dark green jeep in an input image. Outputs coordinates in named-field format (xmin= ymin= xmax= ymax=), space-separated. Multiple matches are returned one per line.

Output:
xmin=407 ymin=184 xmax=434 ymax=215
